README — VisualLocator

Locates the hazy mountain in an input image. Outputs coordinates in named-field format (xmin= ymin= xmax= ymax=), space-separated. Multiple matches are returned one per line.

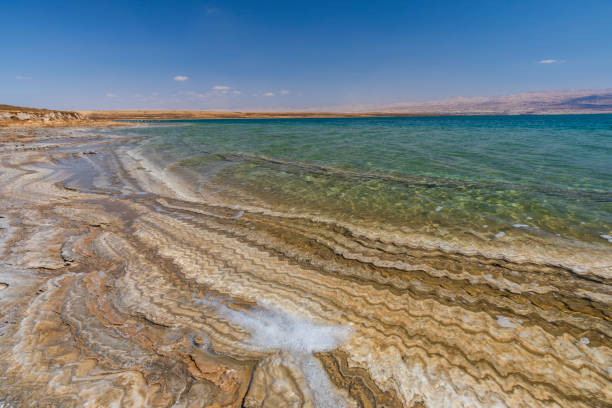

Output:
xmin=318 ymin=90 xmax=612 ymax=114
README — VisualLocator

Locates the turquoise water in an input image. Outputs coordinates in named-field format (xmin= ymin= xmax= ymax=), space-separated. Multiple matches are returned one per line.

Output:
xmin=123 ymin=115 xmax=612 ymax=245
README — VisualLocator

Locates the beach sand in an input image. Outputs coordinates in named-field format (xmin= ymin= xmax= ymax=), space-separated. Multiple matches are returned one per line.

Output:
xmin=0 ymin=106 xmax=436 ymax=128
xmin=0 ymin=125 xmax=610 ymax=407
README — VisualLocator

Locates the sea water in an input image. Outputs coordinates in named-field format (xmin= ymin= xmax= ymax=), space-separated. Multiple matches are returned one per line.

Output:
xmin=119 ymin=115 xmax=612 ymax=259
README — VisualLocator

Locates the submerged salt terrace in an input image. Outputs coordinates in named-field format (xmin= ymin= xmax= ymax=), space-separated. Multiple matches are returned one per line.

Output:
xmin=127 ymin=116 xmax=612 ymax=243
xmin=124 ymin=115 xmax=612 ymax=277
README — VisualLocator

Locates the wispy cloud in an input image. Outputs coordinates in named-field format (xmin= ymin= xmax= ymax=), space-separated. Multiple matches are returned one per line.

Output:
xmin=538 ymin=59 xmax=562 ymax=64
xmin=105 ymin=93 xmax=119 ymax=98
xmin=263 ymin=92 xmax=275 ymax=97
xmin=186 ymin=91 xmax=207 ymax=98
xmin=184 ymin=85 xmax=242 ymax=99
xmin=279 ymin=89 xmax=289 ymax=95
xmin=211 ymin=85 xmax=236 ymax=95
xmin=173 ymin=75 xmax=189 ymax=81
xmin=15 ymin=75 xmax=31 ymax=80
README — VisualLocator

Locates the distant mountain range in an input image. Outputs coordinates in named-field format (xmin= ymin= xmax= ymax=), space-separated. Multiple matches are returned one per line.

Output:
xmin=318 ymin=90 xmax=612 ymax=115
xmin=4 ymin=90 xmax=612 ymax=118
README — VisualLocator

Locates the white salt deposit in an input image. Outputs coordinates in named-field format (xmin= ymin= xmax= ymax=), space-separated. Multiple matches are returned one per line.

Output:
xmin=496 ymin=315 xmax=517 ymax=328
xmin=435 ymin=206 xmax=443 ymax=212
xmin=298 ymin=353 xmax=351 ymax=408
xmin=513 ymin=223 xmax=529 ymax=228
xmin=600 ymin=234 xmax=612 ymax=243
xmin=494 ymin=231 xmax=505 ymax=238
xmin=197 ymin=297 xmax=352 ymax=353
xmin=196 ymin=297 xmax=353 ymax=407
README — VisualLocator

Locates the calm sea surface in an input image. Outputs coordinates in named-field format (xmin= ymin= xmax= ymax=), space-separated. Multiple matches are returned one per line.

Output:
xmin=120 ymin=115 xmax=612 ymax=248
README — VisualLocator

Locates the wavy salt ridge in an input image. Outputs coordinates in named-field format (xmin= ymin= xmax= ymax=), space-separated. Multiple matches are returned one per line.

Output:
xmin=0 ymin=127 xmax=610 ymax=408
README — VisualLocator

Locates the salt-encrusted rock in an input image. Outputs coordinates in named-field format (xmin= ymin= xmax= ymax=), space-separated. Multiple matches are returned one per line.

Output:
xmin=0 ymin=125 xmax=610 ymax=408
xmin=0 ymin=109 xmax=84 ymax=124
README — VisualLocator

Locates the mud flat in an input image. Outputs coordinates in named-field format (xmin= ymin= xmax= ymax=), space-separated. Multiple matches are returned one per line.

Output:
xmin=0 ymin=125 xmax=610 ymax=407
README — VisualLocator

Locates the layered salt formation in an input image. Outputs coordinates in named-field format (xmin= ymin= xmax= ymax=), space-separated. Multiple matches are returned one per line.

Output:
xmin=0 ymin=127 xmax=610 ymax=407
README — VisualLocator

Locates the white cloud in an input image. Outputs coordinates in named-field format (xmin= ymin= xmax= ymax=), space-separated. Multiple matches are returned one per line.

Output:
xmin=173 ymin=75 xmax=189 ymax=81
xmin=538 ymin=59 xmax=561 ymax=64
xmin=105 ymin=93 xmax=119 ymax=98
xmin=184 ymin=86 xmax=242 ymax=99
xmin=264 ymin=92 xmax=275 ymax=97
xmin=15 ymin=75 xmax=30 ymax=80
xmin=279 ymin=89 xmax=289 ymax=95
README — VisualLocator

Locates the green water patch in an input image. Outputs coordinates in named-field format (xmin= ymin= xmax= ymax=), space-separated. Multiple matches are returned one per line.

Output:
xmin=212 ymin=157 xmax=612 ymax=244
xmin=121 ymin=115 xmax=612 ymax=245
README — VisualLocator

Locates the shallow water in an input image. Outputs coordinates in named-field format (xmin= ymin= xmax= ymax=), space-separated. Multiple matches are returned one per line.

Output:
xmin=121 ymin=115 xmax=612 ymax=254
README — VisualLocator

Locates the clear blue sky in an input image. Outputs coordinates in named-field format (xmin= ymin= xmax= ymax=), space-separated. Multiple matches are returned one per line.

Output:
xmin=2 ymin=0 xmax=611 ymax=110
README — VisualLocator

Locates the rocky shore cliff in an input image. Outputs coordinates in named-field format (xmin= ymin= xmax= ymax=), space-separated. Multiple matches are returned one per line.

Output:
xmin=0 ymin=105 xmax=84 ymax=126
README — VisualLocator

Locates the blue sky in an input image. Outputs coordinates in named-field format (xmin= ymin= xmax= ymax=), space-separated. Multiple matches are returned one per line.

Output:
xmin=2 ymin=0 xmax=611 ymax=110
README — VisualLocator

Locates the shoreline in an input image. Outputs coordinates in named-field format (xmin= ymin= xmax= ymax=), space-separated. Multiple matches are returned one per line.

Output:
xmin=0 ymin=125 xmax=610 ymax=407
xmin=4 ymin=108 xmax=612 ymax=129
xmin=79 ymin=110 xmax=442 ymax=121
